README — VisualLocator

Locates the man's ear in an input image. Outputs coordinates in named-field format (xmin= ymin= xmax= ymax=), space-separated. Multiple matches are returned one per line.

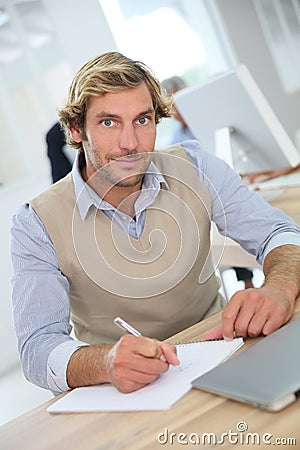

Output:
xmin=70 ymin=122 xmax=83 ymax=143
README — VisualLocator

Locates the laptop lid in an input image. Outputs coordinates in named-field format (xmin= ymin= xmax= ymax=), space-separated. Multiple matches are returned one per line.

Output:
xmin=192 ymin=316 xmax=300 ymax=411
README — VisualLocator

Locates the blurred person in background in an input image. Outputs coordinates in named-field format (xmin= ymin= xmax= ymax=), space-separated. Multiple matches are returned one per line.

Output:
xmin=46 ymin=121 xmax=73 ymax=183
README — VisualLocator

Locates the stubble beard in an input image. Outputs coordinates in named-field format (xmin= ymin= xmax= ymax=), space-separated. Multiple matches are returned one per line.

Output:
xmin=87 ymin=148 xmax=152 ymax=188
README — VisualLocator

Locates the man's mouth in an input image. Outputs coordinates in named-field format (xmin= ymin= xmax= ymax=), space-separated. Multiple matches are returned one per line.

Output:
xmin=111 ymin=153 xmax=145 ymax=165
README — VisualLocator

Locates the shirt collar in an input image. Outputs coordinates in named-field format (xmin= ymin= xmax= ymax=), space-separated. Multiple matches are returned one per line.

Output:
xmin=72 ymin=152 xmax=169 ymax=220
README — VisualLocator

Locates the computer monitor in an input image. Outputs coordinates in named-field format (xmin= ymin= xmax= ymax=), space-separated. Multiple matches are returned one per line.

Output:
xmin=174 ymin=65 xmax=300 ymax=174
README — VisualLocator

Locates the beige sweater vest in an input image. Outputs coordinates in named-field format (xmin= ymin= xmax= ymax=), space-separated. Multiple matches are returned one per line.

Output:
xmin=29 ymin=146 xmax=224 ymax=343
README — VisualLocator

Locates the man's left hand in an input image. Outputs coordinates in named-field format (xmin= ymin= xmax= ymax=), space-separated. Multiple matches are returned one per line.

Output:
xmin=204 ymin=285 xmax=295 ymax=340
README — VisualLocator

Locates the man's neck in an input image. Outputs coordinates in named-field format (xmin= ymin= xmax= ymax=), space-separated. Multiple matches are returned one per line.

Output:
xmin=81 ymin=165 xmax=142 ymax=218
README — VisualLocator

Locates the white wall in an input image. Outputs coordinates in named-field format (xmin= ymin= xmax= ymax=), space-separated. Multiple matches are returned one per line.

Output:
xmin=214 ymin=0 xmax=300 ymax=148
xmin=42 ymin=0 xmax=117 ymax=72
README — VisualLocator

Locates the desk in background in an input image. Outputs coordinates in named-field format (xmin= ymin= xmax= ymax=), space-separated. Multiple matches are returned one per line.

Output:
xmin=212 ymin=180 xmax=300 ymax=269
xmin=1 ymin=296 xmax=299 ymax=450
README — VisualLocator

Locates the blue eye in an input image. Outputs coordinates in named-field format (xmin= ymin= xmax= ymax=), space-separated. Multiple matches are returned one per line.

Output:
xmin=102 ymin=119 xmax=114 ymax=127
xmin=137 ymin=117 xmax=149 ymax=125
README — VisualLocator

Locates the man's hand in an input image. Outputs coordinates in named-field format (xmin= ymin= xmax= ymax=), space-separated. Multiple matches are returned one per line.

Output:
xmin=204 ymin=285 xmax=294 ymax=341
xmin=104 ymin=335 xmax=179 ymax=393
xmin=205 ymin=245 xmax=300 ymax=341
xmin=67 ymin=335 xmax=179 ymax=393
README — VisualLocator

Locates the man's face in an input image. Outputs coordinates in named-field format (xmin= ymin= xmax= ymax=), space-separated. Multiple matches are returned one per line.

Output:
xmin=71 ymin=82 xmax=157 ymax=189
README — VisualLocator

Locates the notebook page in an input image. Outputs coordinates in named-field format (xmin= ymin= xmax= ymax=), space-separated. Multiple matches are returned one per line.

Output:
xmin=47 ymin=338 xmax=243 ymax=413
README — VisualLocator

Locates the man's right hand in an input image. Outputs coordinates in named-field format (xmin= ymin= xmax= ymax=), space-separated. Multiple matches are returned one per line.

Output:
xmin=104 ymin=335 xmax=179 ymax=393
xmin=66 ymin=335 xmax=179 ymax=393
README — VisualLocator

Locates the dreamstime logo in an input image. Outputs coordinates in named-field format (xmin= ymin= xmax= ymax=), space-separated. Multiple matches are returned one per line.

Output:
xmin=157 ymin=422 xmax=297 ymax=446
xmin=72 ymin=151 xmax=227 ymax=298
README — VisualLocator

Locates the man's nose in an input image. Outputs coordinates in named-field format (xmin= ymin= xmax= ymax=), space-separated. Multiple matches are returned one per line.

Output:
xmin=119 ymin=124 xmax=138 ymax=151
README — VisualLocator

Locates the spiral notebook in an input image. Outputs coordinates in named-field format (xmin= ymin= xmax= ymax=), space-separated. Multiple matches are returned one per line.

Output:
xmin=47 ymin=338 xmax=243 ymax=413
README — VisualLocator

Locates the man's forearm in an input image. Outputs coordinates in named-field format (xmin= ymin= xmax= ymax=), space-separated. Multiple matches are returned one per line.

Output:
xmin=66 ymin=335 xmax=179 ymax=393
xmin=263 ymin=244 xmax=300 ymax=303
xmin=67 ymin=344 xmax=113 ymax=388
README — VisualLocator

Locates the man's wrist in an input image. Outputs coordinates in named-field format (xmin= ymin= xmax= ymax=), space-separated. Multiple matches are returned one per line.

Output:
xmin=66 ymin=344 xmax=113 ymax=389
xmin=263 ymin=279 xmax=298 ymax=307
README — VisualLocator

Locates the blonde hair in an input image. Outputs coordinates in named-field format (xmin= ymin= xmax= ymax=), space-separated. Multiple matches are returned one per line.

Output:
xmin=58 ymin=51 xmax=173 ymax=152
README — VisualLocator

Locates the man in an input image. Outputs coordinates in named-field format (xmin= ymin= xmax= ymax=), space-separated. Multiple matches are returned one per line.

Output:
xmin=11 ymin=52 xmax=300 ymax=396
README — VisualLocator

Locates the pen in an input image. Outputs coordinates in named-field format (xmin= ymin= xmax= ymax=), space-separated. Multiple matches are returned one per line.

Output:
xmin=114 ymin=316 xmax=141 ymax=337
xmin=113 ymin=316 xmax=182 ymax=371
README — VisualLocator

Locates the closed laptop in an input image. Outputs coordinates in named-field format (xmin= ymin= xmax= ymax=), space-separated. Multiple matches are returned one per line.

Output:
xmin=192 ymin=316 xmax=300 ymax=411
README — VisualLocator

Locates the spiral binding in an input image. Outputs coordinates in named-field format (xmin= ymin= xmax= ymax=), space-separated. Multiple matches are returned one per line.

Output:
xmin=171 ymin=338 xmax=224 ymax=346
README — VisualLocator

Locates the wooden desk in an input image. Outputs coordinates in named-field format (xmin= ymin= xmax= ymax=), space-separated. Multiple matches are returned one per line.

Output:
xmin=269 ymin=184 xmax=300 ymax=225
xmin=1 ymin=298 xmax=300 ymax=450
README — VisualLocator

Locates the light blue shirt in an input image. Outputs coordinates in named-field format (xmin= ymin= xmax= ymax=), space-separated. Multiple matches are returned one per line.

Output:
xmin=170 ymin=124 xmax=195 ymax=145
xmin=10 ymin=140 xmax=300 ymax=394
